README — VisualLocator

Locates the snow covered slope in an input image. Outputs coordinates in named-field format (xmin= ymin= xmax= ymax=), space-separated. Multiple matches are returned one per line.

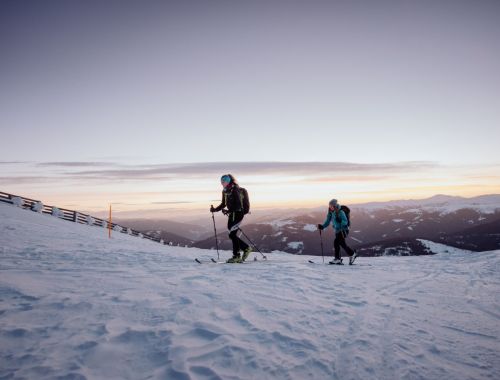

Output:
xmin=1 ymin=202 xmax=499 ymax=380
xmin=354 ymin=194 xmax=500 ymax=214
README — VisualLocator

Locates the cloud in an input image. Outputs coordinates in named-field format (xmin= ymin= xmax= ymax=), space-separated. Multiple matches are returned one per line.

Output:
xmin=150 ymin=201 xmax=195 ymax=205
xmin=66 ymin=161 xmax=439 ymax=181
xmin=309 ymin=175 xmax=392 ymax=183
xmin=0 ymin=176 xmax=59 ymax=185
xmin=37 ymin=162 xmax=118 ymax=167
xmin=0 ymin=161 xmax=440 ymax=187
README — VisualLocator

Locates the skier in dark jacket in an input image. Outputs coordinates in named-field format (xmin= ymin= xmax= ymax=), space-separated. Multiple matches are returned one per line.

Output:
xmin=318 ymin=199 xmax=358 ymax=265
xmin=210 ymin=174 xmax=252 ymax=263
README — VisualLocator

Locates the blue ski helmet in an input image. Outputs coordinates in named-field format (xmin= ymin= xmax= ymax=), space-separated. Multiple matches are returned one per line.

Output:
xmin=329 ymin=199 xmax=338 ymax=207
xmin=220 ymin=175 xmax=231 ymax=184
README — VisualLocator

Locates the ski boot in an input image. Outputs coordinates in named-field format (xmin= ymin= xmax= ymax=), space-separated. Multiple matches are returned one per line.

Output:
xmin=241 ymin=247 xmax=253 ymax=262
xmin=329 ymin=258 xmax=343 ymax=265
xmin=226 ymin=254 xmax=242 ymax=263
xmin=349 ymin=250 xmax=358 ymax=265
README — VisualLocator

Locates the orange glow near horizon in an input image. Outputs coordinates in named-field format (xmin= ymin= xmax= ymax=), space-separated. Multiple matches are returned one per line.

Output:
xmin=7 ymin=179 xmax=499 ymax=218
xmin=3 ymin=162 xmax=500 ymax=217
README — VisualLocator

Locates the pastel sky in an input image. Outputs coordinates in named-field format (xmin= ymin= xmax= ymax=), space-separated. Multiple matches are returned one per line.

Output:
xmin=1 ymin=0 xmax=499 ymax=218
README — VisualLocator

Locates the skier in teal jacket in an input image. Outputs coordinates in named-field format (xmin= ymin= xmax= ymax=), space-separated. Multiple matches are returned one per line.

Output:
xmin=318 ymin=199 xmax=358 ymax=265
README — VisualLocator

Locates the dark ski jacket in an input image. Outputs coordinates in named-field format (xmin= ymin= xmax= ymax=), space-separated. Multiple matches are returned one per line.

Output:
xmin=213 ymin=184 xmax=243 ymax=213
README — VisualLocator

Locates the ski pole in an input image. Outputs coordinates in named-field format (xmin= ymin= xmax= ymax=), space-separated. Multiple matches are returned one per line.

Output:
xmin=319 ymin=228 xmax=324 ymax=264
xmin=211 ymin=206 xmax=220 ymax=260
xmin=238 ymin=227 xmax=267 ymax=260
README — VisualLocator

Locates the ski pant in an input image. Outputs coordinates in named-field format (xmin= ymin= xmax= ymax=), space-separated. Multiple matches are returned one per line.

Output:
xmin=334 ymin=230 xmax=354 ymax=260
xmin=228 ymin=211 xmax=249 ymax=255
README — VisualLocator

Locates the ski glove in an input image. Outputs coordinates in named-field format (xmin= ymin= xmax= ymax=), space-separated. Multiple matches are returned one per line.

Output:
xmin=317 ymin=224 xmax=324 ymax=231
xmin=210 ymin=206 xmax=216 ymax=213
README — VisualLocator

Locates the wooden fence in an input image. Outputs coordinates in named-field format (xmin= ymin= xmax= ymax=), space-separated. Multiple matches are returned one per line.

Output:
xmin=0 ymin=191 xmax=167 ymax=245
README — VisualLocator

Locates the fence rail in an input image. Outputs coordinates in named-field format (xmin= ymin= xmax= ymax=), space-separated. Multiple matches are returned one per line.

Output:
xmin=0 ymin=191 xmax=167 ymax=245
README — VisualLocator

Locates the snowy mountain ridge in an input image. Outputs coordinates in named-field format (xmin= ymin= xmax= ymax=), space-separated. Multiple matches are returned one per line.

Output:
xmin=248 ymin=195 xmax=500 ymax=224
xmin=1 ymin=202 xmax=499 ymax=380
xmin=351 ymin=193 xmax=500 ymax=214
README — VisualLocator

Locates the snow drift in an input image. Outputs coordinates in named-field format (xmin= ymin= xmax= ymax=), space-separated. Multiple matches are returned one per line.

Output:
xmin=1 ymin=202 xmax=499 ymax=379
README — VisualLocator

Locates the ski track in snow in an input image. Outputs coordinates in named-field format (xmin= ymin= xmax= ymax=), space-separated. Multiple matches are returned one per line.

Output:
xmin=1 ymin=203 xmax=499 ymax=380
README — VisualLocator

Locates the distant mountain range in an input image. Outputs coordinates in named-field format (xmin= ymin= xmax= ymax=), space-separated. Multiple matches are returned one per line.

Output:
xmin=122 ymin=194 xmax=500 ymax=256
xmin=113 ymin=218 xmax=211 ymax=246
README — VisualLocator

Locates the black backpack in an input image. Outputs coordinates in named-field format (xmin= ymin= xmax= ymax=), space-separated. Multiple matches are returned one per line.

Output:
xmin=335 ymin=205 xmax=351 ymax=227
xmin=239 ymin=187 xmax=250 ymax=214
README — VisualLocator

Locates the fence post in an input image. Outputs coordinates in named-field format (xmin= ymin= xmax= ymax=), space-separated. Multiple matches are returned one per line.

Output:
xmin=72 ymin=210 xmax=77 ymax=222
xmin=108 ymin=205 xmax=112 ymax=239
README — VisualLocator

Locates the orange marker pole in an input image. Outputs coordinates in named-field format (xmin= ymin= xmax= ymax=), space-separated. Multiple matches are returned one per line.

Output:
xmin=108 ymin=204 xmax=112 ymax=238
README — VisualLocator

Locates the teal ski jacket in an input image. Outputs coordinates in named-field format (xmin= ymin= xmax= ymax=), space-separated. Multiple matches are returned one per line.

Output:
xmin=321 ymin=208 xmax=349 ymax=233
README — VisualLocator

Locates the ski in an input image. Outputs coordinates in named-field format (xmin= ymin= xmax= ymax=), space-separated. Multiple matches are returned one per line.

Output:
xmin=308 ymin=259 xmax=371 ymax=266
xmin=195 ymin=258 xmax=224 ymax=264
xmin=307 ymin=260 xmax=344 ymax=265
xmin=308 ymin=258 xmax=344 ymax=265
xmin=195 ymin=258 xmax=259 ymax=264
xmin=309 ymin=263 xmax=370 ymax=267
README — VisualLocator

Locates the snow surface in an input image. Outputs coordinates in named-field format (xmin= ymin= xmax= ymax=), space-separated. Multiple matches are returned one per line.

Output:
xmin=418 ymin=239 xmax=474 ymax=255
xmin=286 ymin=242 xmax=304 ymax=253
xmin=258 ymin=219 xmax=295 ymax=229
xmin=302 ymin=224 xmax=317 ymax=232
xmin=1 ymin=202 xmax=499 ymax=380
xmin=355 ymin=194 xmax=500 ymax=215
